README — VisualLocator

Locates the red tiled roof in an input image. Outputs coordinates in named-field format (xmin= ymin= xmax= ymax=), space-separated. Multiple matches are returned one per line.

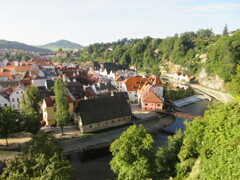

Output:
xmin=44 ymin=95 xmax=73 ymax=107
xmin=148 ymin=75 xmax=163 ymax=87
xmin=142 ymin=92 xmax=163 ymax=103
xmin=32 ymin=59 xmax=53 ymax=66
xmin=122 ymin=76 xmax=149 ymax=91
xmin=15 ymin=65 xmax=32 ymax=72
xmin=0 ymin=72 xmax=12 ymax=77
xmin=138 ymin=82 xmax=151 ymax=95
xmin=0 ymin=87 xmax=13 ymax=97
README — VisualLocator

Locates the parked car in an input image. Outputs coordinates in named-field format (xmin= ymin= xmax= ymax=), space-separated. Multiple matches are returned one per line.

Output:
xmin=40 ymin=126 xmax=55 ymax=133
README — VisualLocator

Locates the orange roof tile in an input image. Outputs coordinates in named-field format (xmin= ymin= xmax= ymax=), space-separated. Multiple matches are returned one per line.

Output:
xmin=0 ymin=72 xmax=12 ymax=77
xmin=44 ymin=95 xmax=73 ymax=107
xmin=148 ymin=75 xmax=163 ymax=87
xmin=142 ymin=92 xmax=163 ymax=103
xmin=15 ymin=65 xmax=32 ymax=72
xmin=122 ymin=76 xmax=150 ymax=91
xmin=138 ymin=82 xmax=151 ymax=95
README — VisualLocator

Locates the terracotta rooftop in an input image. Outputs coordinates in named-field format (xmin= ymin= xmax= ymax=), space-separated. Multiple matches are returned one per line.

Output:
xmin=142 ymin=92 xmax=163 ymax=103
xmin=44 ymin=95 xmax=73 ymax=107
xmin=148 ymin=75 xmax=163 ymax=87
xmin=122 ymin=76 xmax=149 ymax=91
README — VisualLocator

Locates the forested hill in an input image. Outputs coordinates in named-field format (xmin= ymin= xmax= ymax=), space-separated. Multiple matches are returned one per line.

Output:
xmin=0 ymin=39 xmax=51 ymax=52
xmin=78 ymin=29 xmax=240 ymax=82
xmin=39 ymin=39 xmax=84 ymax=51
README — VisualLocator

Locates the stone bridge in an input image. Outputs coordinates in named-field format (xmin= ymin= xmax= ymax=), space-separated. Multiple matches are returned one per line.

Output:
xmin=188 ymin=84 xmax=234 ymax=104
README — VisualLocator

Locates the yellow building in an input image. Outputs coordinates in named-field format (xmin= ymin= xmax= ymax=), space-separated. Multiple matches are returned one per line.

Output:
xmin=42 ymin=96 xmax=74 ymax=126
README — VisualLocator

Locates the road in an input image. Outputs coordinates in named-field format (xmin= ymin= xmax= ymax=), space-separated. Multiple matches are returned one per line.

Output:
xmin=188 ymin=84 xmax=234 ymax=104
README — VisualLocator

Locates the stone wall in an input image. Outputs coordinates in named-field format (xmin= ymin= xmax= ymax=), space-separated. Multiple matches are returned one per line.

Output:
xmin=81 ymin=116 xmax=131 ymax=133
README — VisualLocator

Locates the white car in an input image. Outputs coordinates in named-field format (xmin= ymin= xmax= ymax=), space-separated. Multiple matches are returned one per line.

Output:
xmin=40 ymin=126 xmax=55 ymax=133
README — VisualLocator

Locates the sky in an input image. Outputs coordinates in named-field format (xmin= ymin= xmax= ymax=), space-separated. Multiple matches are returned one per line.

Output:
xmin=0 ymin=0 xmax=239 ymax=46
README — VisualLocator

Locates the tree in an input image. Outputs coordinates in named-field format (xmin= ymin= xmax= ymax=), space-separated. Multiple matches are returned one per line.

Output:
xmin=0 ymin=107 xmax=17 ymax=146
xmin=25 ymin=131 xmax=63 ymax=158
xmin=156 ymin=130 xmax=183 ymax=179
xmin=53 ymin=79 xmax=69 ymax=135
xmin=110 ymin=125 xmax=156 ymax=180
xmin=228 ymin=65 xmax=240 ymax=97
xmin=58 ymin=47 xmax=63 ymax=52
xmin=223 ymin=24 xmax=228 ymax=36
xmin=199 ymin=102 xmax=240 ymax=179
xmin=3 ymin=52 xmax=10 ymax=58
xmin=20 ymin=85 xmax=41 ymax=134
xmin=22 ymin=55 xmax=31 ymax=61
xmin=1 ymin=132 xmax=74 ymax=180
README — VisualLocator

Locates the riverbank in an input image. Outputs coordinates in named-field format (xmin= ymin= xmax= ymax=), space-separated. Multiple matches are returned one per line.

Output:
xmin=0 ymin=104 xmax=175 ymax=161
xmin=59 ymin=114 xmax=175 ymax=154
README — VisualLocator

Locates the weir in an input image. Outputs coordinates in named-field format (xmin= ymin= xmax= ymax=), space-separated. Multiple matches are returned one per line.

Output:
xmin=173 ymin=95 xmax=207 ymax=107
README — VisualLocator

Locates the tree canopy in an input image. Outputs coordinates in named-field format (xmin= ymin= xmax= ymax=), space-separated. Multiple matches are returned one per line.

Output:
xmin=110 ymin=125 xmax=156 ymax=180
xmin=53 ymin=79 xmax=69 ymax=135
xmin=20 ymin=85 xmax=41 ymax=134
xmin=0 ymin=107 xmax=17 ymax=146
xmin=1 ymin=132 xmax=74 ymax=180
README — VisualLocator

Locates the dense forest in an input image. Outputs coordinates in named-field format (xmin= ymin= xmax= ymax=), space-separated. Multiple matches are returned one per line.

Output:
xmin=110 ymin=100 xmax=240 ymax=180
xmin=77 ymin=28 xmax=240 ymax=83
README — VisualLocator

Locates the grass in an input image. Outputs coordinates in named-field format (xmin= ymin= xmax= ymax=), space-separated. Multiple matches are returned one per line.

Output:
xmin=0 ymin=150 xmax=20 ymax=156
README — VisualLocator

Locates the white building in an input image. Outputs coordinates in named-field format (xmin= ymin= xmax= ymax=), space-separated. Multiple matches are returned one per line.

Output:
xmin=10 ymin=86 xmax=24 ymax=110
xmin=0 ymin=95 xmax=10 ymax=108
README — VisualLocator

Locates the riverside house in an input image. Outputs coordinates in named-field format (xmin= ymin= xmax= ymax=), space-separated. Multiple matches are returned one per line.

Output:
xmin=41 ymin=96 xmax=74 ymax=126
xmin=75 ymin=95 xmax=132 ymax=133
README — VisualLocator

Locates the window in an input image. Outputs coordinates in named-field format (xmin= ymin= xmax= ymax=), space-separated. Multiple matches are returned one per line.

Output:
xmin=145 ymin=103 xmax=147 ymax=106
xmin=17 ymin=98 xmax=19 ymax=102
xmin=54 ymin=107 xmax=56 ymax=112
xmin=13 ymin=105 xmax=15 ymax=109
xmin=4 ymin=104 xmax=7 ymax=107
xmin=16 ymin=92 xmax=18 ymax=94
xmin=98 ymin=123 xmax=100 ymax=127
xmin=106 ymin=122 xmax=108 ymax=124
xmin=90 ymin=125 xmax=92 ymax=128
xmin=119 ymin=119 xmax=121 ymax=122
xmin=128 ymin=117 xmax=131 ymax=120
xmin=12 ymin=98 xmax=14 ymax=102
xmin=112 ymin=120 xmax=114 ymax=123
xmin=124 ymin=118 xmax=125 ymax=120
xmin=157 ymin=104 xmax=160 ymax=106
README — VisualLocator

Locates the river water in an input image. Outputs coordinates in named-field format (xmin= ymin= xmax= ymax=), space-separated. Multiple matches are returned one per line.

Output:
xmin=70 ymin=100 xmax=211 ymax=180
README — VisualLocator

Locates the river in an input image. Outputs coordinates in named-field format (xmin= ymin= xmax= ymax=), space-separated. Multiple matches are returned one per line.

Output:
xmin=70 ymin=100 xmax=211 ymax=180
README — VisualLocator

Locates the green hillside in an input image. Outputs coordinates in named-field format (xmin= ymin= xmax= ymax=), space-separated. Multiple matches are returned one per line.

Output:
xmin=0 ymin=39 xmax=51 ymax=52
xmin=39 ymin=39 xmax=84 ymax=51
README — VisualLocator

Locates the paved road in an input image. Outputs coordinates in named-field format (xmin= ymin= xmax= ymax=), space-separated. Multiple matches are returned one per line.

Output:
xmin=189 ymin=84 xmax=234 ymax=103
